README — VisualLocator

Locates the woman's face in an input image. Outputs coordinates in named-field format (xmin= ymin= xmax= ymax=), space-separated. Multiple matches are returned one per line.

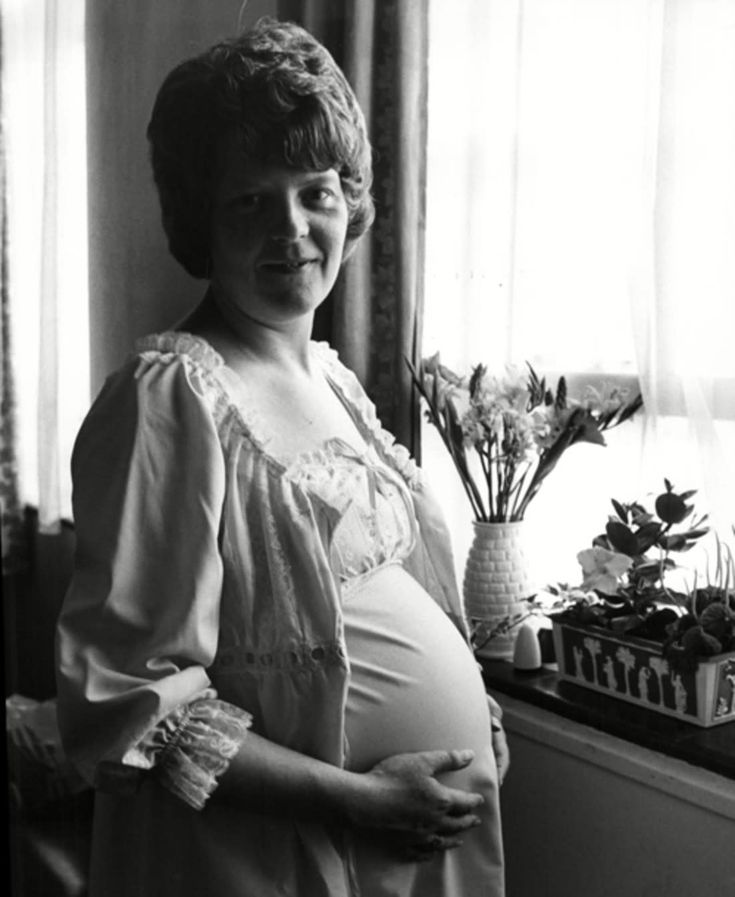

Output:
xmin=209 ymin=145 xmax=349 ymax=329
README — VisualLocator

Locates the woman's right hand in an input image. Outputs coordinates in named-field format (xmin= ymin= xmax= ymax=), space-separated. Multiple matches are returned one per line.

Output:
xmin=214 ymin=732 xmax=482 ymax=861
xmin=346 ymin=749 xmax=484 ymax=860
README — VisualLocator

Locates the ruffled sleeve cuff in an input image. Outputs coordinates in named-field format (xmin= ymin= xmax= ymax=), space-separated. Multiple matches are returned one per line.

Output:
xmin=112 ymin=693 xmax=252 ymax=810
xmin=151 ymin=696 xmax=253 ymax=810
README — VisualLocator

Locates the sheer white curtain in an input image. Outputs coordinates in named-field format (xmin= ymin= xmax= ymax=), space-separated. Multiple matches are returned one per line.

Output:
xmin=2 ymin=0 xmax=89 ymax=528
xmin=424 ymin=0 xmax=735 ymax=588
xmin=630 ymin=0 xmax=735 ymax=539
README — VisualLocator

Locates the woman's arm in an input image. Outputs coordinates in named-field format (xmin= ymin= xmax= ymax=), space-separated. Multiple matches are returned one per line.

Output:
xmin=216 ymin=733 xmax=485 ymax=858
xmin=57 ymin=355 xmax=235 ymax=798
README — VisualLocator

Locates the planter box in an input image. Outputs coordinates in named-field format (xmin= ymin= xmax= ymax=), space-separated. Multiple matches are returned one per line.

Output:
xmin=551 ymin=619 xmax=735 ymax=728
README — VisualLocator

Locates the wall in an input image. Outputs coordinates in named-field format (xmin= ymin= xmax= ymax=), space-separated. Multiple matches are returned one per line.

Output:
xmin=499 ymin=695 xmax=735 ymax=897
xmin=4 ymin=513 xmax=76 ymax=700
xmin=85 ymin=0 xmax=277 ymax=397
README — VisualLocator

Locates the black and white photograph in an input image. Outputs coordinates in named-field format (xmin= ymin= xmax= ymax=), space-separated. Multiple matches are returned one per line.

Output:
xmin=2 ymin=2 xmax=734 ymax=895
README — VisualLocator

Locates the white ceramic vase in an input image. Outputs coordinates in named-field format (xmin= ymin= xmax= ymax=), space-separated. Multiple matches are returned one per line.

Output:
xmin=463 ymin=520 xmax=532 ymax=661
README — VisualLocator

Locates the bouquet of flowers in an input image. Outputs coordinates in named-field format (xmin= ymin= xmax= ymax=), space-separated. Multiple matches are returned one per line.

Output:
xmin=408 ymin=355 xmax=643 ymax=522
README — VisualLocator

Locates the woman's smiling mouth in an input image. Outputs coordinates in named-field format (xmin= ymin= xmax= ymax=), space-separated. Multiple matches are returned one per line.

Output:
xmin=259 ymin=259 xmax=316 ymax=274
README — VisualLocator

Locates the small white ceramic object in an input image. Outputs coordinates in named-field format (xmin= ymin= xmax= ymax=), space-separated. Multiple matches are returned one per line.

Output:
xmin=513 ymin=621 xmax=542 ymax=670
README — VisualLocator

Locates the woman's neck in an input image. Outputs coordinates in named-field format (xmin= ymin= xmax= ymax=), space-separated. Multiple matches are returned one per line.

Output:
xmin=179 ymin=289 xmax=316 ymax=374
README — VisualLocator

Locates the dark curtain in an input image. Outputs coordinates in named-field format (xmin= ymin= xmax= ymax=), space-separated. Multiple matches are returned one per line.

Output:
xmin=279 ymin=0 xmax=428 ymax=461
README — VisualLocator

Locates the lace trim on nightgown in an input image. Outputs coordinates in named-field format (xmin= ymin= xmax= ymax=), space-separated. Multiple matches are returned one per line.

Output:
xmin=134 ymin=332 xmax=424 ymax=490
xmin=135 ymin=332 xmax=271 ymax=456
xmin=311 ymin=341 xmax=424 ymax=490
xmin=120 ymin=690 xmax=253 ymax=811
xmin=283 ymin=438 xmax=417 ymax=584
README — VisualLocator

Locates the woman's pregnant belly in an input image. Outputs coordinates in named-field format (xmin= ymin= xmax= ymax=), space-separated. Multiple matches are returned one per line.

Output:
xmin=342 ymin=564 xmax=504 ymax=895
xmin=342 ymin=563 xmax=493 ymax=782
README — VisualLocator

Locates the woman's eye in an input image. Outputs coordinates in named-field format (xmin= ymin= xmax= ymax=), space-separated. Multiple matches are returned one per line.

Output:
xmin=305 ymin=187 xmax=334 ymax=205
xmin=235 ymin=194 xmax=261 ymax=212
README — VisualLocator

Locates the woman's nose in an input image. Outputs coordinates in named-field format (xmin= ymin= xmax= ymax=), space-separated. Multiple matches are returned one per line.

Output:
xmin=270 ymin=196 xmax=308 ymax=241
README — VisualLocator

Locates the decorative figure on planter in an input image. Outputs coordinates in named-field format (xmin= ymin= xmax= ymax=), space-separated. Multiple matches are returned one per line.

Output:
xmin=408 ymin=356 xmax=642 ymax=660
xmin=714 ymin=662 xmax=735 ymax=718
xmin=673 ymin=674 xmax=688 ymax=714
xmin=638 ymin=666 xmax=652 ymax=701
xmin=603 ymin=655 xmax=617 ymax=690
xmin=573 ymin=645 xmax=585 ymax=679
xmin=583 ymin=636 xmax=603 ymax=684
xmin=615 ymin=646 xmax=636 ymax=696
xmin=648 ymin=656 xmax=670 ymax=706
xmin=727 ymin=673 xmax=735 ymax=714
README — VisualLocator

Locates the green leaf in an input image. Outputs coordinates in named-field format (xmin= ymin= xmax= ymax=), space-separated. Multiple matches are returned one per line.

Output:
xmin=445 ymin=400 xmax=465 ymax=449
xmin=659 ymin=533 xmax=693 ymax=552
xmin=635 ymin=559 xmax=675 ymax=577
xmin=636 ymin=522 xmax=663 ymax=553
xmin=431 ymin=370 xmax=440 ymax=409
xmin=655 ymin=491 xmax=691 ymax=525
xmin=468 ymin=364 xmax=485 ymax=400
xmin=611 ymin=499 xmax=628 ymax=522
xmin=568 ymin=410 xmax=606 ymax=447
xmin=606 ymin=520 xmax=638 ymax=556
xmin=555 ymin=376 xmax=567 ymax=410
xmin=526 ymin=363 xmax=547 ymax=407
xmin=616 ymin=393 xmax=643 ymax=423
xmin=681 ymin=527 xmax=710 ymax=541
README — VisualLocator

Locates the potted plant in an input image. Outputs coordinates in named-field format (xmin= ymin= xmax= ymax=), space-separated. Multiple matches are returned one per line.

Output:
xmin=408 ymin=355 xmax=642 ymax=658
xmin=550 ymin=480 xmax=735 ymax=727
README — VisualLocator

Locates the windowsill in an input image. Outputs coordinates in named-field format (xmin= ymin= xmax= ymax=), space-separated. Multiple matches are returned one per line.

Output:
xmin=480 ymin=659 xmax=735 ymax=782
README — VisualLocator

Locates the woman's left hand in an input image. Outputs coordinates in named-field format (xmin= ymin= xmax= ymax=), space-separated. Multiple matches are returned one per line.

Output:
xmin=486 ymin=692 xmax=510 ymax=785
xmin=491 ymin=722 xmax=510 ymax=786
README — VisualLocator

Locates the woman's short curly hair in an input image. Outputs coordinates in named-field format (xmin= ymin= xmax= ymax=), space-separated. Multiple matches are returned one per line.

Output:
xmin=147 ymin=18 xmax=374 ymax=278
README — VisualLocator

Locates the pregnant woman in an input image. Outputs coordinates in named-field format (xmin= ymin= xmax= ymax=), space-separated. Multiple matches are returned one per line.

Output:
xmin=56 ymin=19 xmax=507 ymax=897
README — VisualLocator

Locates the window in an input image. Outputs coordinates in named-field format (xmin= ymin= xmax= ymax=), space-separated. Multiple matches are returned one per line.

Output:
xmin=2 ymin=0 xmax=90 ymax=527
xmin=424 ymin=0 xmax=735 ymax=586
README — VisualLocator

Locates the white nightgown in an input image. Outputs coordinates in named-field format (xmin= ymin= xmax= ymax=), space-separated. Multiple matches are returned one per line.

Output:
xmin=57 ymin=333 xmax=505 ymax=897
xmin=287 ymin=438 xmax=504 ymax=897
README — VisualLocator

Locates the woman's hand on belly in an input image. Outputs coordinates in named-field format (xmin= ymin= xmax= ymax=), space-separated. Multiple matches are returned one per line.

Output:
xmin=345 ymin=748 xmax=484 ymax=861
